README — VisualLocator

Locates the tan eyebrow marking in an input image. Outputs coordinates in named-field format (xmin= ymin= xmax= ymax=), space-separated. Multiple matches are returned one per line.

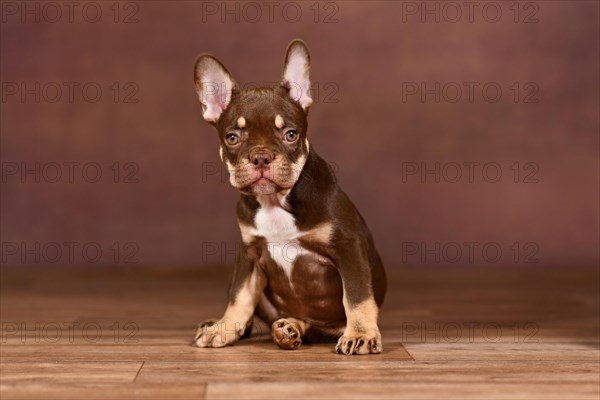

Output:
xmin=275 ymin=115 xmax=284 ymax=129
xmin=237 ymin=117 xmax=246 ymax=129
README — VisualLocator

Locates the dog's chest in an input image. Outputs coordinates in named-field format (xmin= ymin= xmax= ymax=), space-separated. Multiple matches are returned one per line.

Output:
xmin=255 ymin=206 xmax=299 ymax=243
xmin=253 ymin=206 xmax=308 ymax=279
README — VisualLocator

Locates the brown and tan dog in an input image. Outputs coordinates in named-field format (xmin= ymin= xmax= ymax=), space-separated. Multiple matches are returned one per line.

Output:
xmin=192 ymin=39 xmax=386 ymax=355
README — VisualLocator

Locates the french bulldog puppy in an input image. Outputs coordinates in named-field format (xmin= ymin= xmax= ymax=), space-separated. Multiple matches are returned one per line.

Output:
xmin=192 ymin=39 xmax=386 ymax=355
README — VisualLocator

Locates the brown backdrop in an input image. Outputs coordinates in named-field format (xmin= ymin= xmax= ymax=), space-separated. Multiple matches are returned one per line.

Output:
xmin=1 ymin=1 xmax=598 ymax=269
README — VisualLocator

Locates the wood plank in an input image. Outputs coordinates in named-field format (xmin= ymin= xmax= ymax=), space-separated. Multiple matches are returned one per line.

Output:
xmin=0 ymin=383 xmax=206 ymax=400
xmin=206 ymin=381 xmax=600 ymax=400
xmin=403 ymin=342 xmax=600 ymax=361
xmin=1 ymin=266 xmax=598 ymax=399
xmin=0 ymin=362 xmax=142 ymax=384
xmin=137 ymin=360 xmax=599 ymax=384
xmin=0 ymin=338 xmax=413 ymax=362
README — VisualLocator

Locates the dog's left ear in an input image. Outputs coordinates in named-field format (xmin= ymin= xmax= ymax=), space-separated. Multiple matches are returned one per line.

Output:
xmin=281 ymin=39 xmax=313 ymax=110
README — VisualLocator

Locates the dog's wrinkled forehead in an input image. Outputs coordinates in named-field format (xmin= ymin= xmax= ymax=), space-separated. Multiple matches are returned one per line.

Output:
xmin=217 ymin=86 xmax=307 ymax=135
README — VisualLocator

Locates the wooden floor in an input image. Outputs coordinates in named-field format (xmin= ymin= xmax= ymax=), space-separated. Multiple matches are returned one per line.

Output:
xmin=1 ymin=266 xmax=598 ymax=399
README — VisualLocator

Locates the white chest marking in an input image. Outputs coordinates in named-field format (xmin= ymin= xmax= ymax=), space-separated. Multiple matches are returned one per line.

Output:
xmin=238 ymin=196 xmax=333 ymax=281
xmin=253 ymin=205 xmax=307 ymax=279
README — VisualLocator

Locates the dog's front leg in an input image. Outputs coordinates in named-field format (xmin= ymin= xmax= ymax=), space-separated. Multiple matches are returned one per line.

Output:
xmin=335 ymin=243 xmax=382 ymax=355
xmin=193 ymin=244 xmax=266 ymax=348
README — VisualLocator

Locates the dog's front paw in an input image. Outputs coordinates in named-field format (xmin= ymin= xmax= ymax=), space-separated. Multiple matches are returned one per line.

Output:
xmin=335 ymin=329 xmax=382 ymax=355
xmin=272 ymin=319 xmax=302 ymax=350
xmin=192 ymin=318 xmax=244 ymax=348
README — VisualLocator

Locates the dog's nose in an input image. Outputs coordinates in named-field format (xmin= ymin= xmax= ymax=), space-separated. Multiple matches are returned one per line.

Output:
xmin=249 ymin=149 xmax=274 ymax=168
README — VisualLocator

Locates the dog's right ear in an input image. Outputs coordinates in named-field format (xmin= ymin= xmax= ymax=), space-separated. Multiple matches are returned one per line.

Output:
xmin=194 ymin=55 xmax=237 ymax=123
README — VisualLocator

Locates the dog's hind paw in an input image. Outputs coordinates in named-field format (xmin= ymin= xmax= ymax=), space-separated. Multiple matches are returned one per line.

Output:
xmin=272 ymin=319 xmax=302 ymax=350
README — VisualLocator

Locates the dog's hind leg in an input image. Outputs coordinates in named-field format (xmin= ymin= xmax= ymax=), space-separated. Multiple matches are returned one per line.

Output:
xmin=272 ymin=318 xmax=309 ymax=350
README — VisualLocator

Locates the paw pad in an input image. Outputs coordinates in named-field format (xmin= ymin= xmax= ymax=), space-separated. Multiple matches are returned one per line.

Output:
xmin=272 ymin=319 xmax=302 ymax=350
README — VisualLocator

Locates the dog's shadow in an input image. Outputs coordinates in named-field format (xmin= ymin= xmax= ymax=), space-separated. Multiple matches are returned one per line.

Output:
xmin=213 ymin=332 xmax=412 ymax=361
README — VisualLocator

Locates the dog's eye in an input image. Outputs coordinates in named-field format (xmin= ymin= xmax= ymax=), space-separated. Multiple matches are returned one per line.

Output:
xmin=225 ymin=133 xmax=239 ymax=146
xmin=284 ymin=130 xmax=298 ymax=143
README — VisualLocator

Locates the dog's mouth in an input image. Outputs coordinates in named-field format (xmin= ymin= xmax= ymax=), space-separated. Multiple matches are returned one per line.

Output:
xmin=249 ymin=179 xmax=279 ymax=195
xmin=232 ymin=159 xmax=304 ymax=196
xmin=256 ymin=177 xmax=271 ymax=185
xmin=240 ymin=174 xmax=281 ymax=195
